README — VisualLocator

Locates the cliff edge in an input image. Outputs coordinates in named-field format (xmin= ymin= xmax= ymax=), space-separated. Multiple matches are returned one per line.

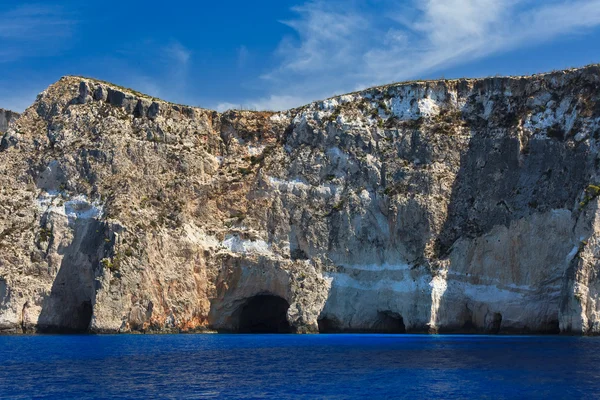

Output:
xmin=2 ymin=66 xmax=600 ymax=334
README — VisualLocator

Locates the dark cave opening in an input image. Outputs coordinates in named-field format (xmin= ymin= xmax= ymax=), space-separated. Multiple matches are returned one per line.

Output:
xmin=372 ymin=311 xmax=406 ymax=333
xmin=542 ymin=319 xmax=560 ymax=334
xmin=462 ymin=318 xmax=477 ymax=332
xmin=318 ymin=317 xmax=342 ymax=333
xmin=489 ymin=312 xmax=502 ymax=334
xmin=238 ymin=295 xmax=292 ymax=333
xmin=72 ymin=300 xmax=94 ymax=332
xmin=38 ymin=300 xmax=93 ymax=334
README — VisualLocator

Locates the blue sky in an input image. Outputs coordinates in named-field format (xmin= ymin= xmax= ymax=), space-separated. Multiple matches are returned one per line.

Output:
xmin=1 ymin=0 xmax=600 ymax=112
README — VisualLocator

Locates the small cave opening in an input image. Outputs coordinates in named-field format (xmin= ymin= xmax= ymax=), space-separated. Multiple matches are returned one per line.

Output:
xmin=318 ymin=317 xmax=342 ymax=333
xmin=372 ymin=311 xmax=406 ymax=333
xmin=290 ymin=248 xmax=309 ymax=261
xmin=237 ymin=295 xmax=292 ymax=333
xmin=541 ymin=319 xmax=560 ymax=334
xmin=73 ymin=300 xmax=94 ymax=332
xmin=462 ymin=318 xmax=477 ymax=332
xmin=489 ymin=312 xmax=502 ymax=334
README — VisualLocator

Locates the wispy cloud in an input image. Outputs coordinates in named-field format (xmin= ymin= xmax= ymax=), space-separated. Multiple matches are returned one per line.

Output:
xmin=215 ymin=95 xmax=300 ymax=112
xmin=2 ymin=38 xmax=194 ymax=112
xmin=360 ymin=0 xmax=600 ymax=87
xmin=237 ymin=45 xmax=249 ymax=68
xmin=161 ymin=41 xmax=192 ymax=96
xmin=164 ymin=41 xmax=191 ymax=66
xmin=0 ymin=4 xmax=76 ymax=63
xmin=221 ymin=0 xmax=600 ymax=111
xmin=94 ymin=40 xmax=193 ymax=103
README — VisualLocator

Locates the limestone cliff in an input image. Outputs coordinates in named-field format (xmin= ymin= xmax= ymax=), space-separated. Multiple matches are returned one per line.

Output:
xmin=2 ymin=66 xmax=600 ymax=334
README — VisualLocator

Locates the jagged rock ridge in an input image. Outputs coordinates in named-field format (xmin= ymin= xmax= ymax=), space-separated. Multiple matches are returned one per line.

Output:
xmin=2 ymin=65 xmax=600 ymax=334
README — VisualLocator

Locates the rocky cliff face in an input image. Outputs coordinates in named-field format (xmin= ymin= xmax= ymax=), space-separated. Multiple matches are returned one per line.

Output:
xmin=0 ymin=109 xmax=19 ymax=134
xmin=2 ymin=66 xmax=600 ymax=334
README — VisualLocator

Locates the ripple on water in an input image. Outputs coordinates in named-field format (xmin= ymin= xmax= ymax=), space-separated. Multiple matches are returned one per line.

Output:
xmin=0 ymin=334 xmax=598 ymax=399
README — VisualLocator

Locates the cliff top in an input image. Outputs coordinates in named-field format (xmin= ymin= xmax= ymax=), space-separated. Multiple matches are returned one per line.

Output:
xmin=38 ymin=63 xmax=599 ymax=116
xmin=332 ymin=64 xmax=597 ymax=98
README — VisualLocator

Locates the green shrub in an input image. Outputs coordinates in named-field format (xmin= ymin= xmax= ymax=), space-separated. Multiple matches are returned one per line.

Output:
xmin=332 ymin=201 xmax=344 ymax=211
xmin=378 ymin=100 xmax=389 ymax=113
xmin=326 ymin=106 xmax=341 ymax=123
xmin=579 ymin=184 xmax=600 ymax=210
xmin=101 ymin=257 xmax=119 ymax=271
xmin=39 ymin=227 xmax=52 ymax=242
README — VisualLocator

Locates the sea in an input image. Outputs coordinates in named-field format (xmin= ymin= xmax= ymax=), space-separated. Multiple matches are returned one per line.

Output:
xmin=0 ymin=334 xmax=598 ymax=399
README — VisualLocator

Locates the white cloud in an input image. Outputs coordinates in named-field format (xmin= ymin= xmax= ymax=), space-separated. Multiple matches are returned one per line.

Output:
xmin=0 ymin=4 xmax=75 ymax=63
xmin=229 ymin=0 xmax=600 ymax=111
xmin=272 ymin=2 xmax=369 ymax=75
xmin=213 ymin=95 xmax=313 ymax=112
xmin=360 ymin=0 xmax=600 ymax=86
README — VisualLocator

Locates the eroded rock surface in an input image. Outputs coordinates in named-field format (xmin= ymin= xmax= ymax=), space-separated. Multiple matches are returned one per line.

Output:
xmin=2 ymin=66 xmax=600 ymax=334
xmin=0 ymin=108 xmax=19 ymax=134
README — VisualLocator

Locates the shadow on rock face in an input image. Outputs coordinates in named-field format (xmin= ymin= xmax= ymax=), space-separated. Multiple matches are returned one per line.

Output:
xmin=317 ymin=311 xmax=406 ymax=334
xmin=436 ymin=133 xmax=592 ymax=257
xmin=434 ymin=102 xmax=594 ymax=333
xmin=317 ymin=316 xmax=342 ymax=333
xmin=36 ymin=218 xmax=108 ymax=333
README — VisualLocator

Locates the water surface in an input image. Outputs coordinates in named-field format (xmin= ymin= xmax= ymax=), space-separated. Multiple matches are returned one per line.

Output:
xmin=0 ymin=334 xmax=598 ymax=399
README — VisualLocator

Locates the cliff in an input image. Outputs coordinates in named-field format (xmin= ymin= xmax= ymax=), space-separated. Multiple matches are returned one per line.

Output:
xmin=0 ymin=109 xmax=19 ymax=134
xmin=2 ymin=65 xmax=600 ymax=334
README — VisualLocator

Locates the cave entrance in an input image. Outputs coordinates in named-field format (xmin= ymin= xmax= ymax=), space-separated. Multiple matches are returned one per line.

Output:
xmin=489 ymin=312 xmax=502 ymax=334
xmin=318 ymin=317 xmax=342 ymax=333
xmin=238 ymin=295 xmax=292 ymax=333
xmin=372 ymin=311 xmax=406 ymax=333
xmin=71 ymin=300 xmax=94 ymax=333
xmin=542 ymin=319 xmax=560 ymax=334
xmin=38 ymin=299 xmax=93 ymax=334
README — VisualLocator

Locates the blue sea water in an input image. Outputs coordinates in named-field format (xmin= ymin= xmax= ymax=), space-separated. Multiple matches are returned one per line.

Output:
xmin=0 ymin=334 xmax=599 ymax=399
